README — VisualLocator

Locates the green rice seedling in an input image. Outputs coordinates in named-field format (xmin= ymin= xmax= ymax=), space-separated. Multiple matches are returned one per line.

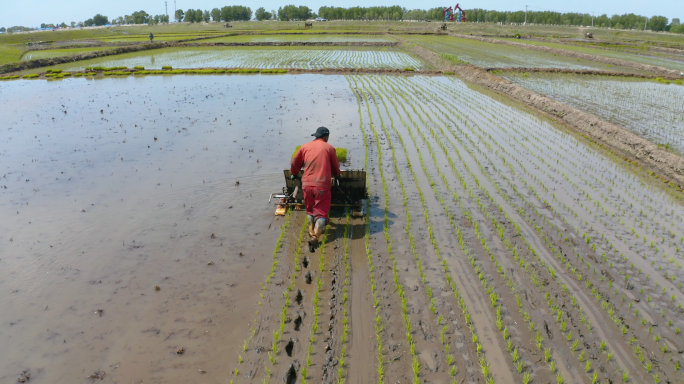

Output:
xmin=592 ymin=371 xmax=598 ymax=384
xmin=674 ymin=360 xmax=681 ymax=371
xmin=622 ymin=371 xmax=628 ymax=382
xmin=579 ymin=350 xmax=586 ymax=362
xmin=557 ymin=373 xmax=564 ymax=384
xmin=162 ymin=66 xmax=172 ymax=70
xmin=522 ymin=372 xmax=531 ymax=384
xmin=238 ymin=355 xmax=243 ymax=364
xmin=512 ymin=347 xmax=520 ymax=362
xmin=550 ymin=361 xmax=556 ymax=372
xmin=600 ymin=341 xmax=606 ymax=351
xmin=645 ymin=362 xmax=652 ymax=372
xmin=572 ymin=339 xmax=579 ymax=352
xmin=585 ymin=360 xmax=591 ymax=373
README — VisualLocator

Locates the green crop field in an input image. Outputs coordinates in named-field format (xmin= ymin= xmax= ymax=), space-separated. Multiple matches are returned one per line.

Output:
xmin=20 ymin=47 xmax=113 ymax=61
xmin=501 ymin=38 xmax=684 ymax=73
xmin=405 ymin=35 xmax=646 ymax=72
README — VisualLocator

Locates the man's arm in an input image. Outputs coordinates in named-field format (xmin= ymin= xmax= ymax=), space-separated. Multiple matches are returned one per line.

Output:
xmin=290 ymin=147 xmax=305 ymax=177
xmin=329 ymin=147 xmax=341 ymax=178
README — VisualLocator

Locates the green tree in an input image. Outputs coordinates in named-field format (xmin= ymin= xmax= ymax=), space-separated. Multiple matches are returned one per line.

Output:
xmin=92 ymin=14 xmax=109 ymax=26
xmin=185 ymin=9 xmax=196 ymax=22
xmin=211 ymin=8 xmax=221 ymax=21
xmin=220 ymin=6 xmax=252 ymax=21
xmin=649 ymin=15 xmax=668 ymax=31
xmin=203 ymin=10 xmax=210 ymax=22
xmin=175 ymin=9 xmax=184 ymax=22
xmin=278 ymin=5 xmax=311 ymax=20
xmin=130 ymin=11 xmax=149 ymax=24
xmin=255 ymin=7 xmax=273 ymax=21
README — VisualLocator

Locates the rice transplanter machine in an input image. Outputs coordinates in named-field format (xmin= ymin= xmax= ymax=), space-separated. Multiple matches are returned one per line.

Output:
xmin=270 ymin=169 xmax=367 ymax=216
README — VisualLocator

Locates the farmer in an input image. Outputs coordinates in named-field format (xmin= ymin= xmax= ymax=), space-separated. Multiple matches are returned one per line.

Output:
xmin=290 ymin=127 xmax=341 ymax=247
xmin=149 ymin=33 xmax=154 ymax=42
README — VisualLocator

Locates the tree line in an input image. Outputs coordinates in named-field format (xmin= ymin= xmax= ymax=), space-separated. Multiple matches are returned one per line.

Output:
xmin=5 ymin=4 xmax=682 ymax=34
xmin=317 ymin=6 xmax=679 ymax=32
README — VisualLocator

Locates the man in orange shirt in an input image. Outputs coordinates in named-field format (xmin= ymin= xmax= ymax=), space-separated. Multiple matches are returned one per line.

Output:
xmin=290 ymin=127 xmax=341 ymax=250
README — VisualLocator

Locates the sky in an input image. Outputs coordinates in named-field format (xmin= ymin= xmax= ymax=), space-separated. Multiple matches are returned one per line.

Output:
xmin=2 ymin=0 xmax=682 ymax=28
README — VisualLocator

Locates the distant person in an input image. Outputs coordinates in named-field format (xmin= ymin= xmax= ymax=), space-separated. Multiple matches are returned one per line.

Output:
xmin=149 ymin=33 xmax=154 ymax=42
xmin=290 ymin=127 xmax=341 ymax=250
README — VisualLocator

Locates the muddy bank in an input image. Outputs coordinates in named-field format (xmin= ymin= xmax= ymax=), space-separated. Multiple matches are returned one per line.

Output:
xmin=1 ymin=42 xmax=171 ymax=74
xmin=487 ymin=67 xmax=681 ymax=80
xmin=455 ymin=65 xmax=684 ymax=188
xmin=449 ymin=33 xmax=683 ymax=77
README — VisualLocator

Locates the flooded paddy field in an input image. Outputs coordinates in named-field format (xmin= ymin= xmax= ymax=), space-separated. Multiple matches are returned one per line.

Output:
xmin=0 ymin=74 xmax=364 ymax=384
xmin=200 ymin=34 xmax=396 ymax=43
xmin=404 ymin=35 xmax=645 ymax=72
xmin=2 ymin=72 xmax=684 ymax=384
xmin=502 ymin=73 xmax=684 ymax=153
xmin=35 ymin=46 xmax=426 ymax=72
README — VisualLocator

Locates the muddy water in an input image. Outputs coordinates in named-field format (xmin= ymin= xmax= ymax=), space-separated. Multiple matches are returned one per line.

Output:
xmin=0 ymin=75 xmax=363 ymax=383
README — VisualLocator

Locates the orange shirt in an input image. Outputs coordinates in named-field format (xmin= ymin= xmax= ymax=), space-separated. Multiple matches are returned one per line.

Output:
xmin=290 ymin=138 xmax=341 ymax=189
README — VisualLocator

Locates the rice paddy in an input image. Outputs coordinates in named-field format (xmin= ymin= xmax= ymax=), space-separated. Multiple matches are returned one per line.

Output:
xmin=503 ymin=73 xmax=684 ymax=153
xmin=404 ymin=35 xmax=645 ymax=72
xmin=2 ymin=20 xmax=684 ymax=384
xmin=40 ymin=46 xmax=427 ymax=71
